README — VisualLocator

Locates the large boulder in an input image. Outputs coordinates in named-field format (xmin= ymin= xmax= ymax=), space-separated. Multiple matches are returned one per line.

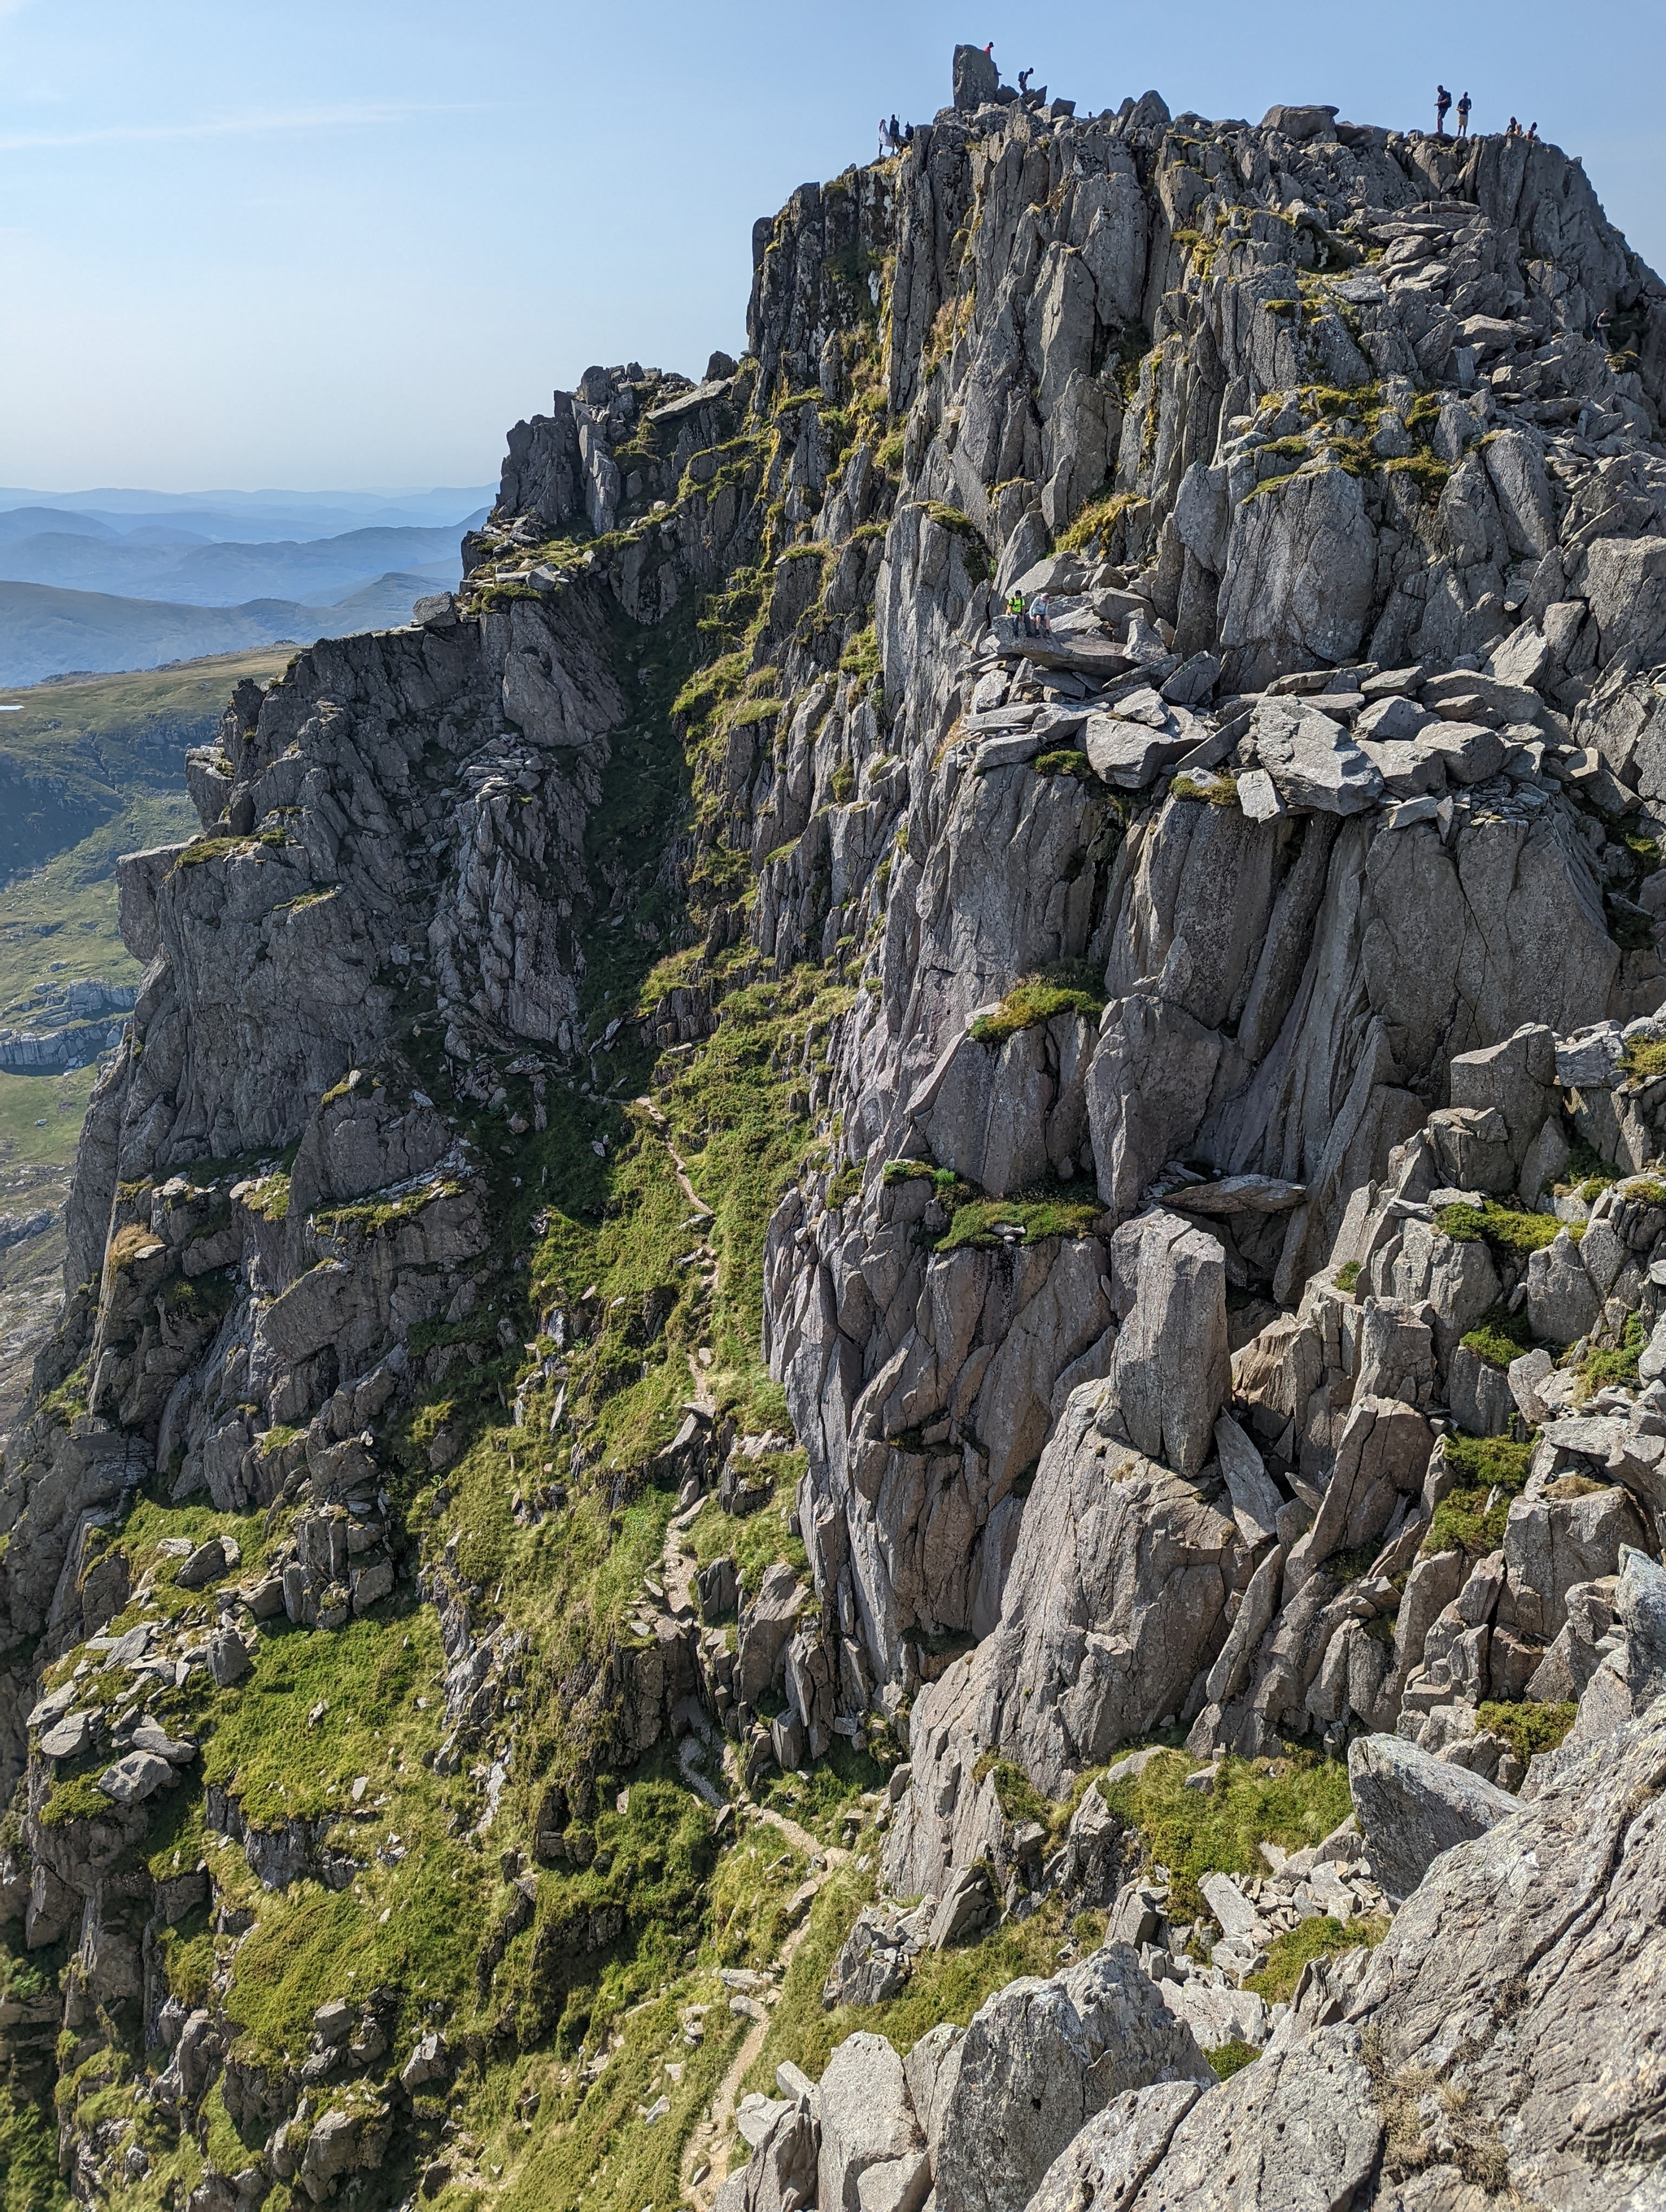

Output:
xmin=1347 ymin=1731 xmax=1517 ymax=1901
xmin=1022 ymin=2081 xmax=1203 ymax=2212
xmin=816 ymin=2031 xmax=925 ymax=2212
xmin=952 ymin=44 xmax=1003 ymax=111
xmin=1119 ymin=2027 xmax=1384 ymax=2210
xmin=931 ymin=1948 xmax=1211 ymax=2212
xmin=1250 ymin=696 xmax=1385 ymax=815
xmin=1095 ymin=1210 xmax=1231 ymax=1478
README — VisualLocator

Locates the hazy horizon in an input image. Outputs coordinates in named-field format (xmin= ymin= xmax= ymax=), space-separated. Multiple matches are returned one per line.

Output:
xmin=6 ymin=0 xmax=1666 ymax=490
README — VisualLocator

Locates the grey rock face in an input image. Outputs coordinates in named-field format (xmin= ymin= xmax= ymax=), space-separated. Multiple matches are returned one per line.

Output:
xmin=1096 ymin=1211 xmax=1230 ymax=1479
xmin=18 ymin=54 xmax=1666 ymax=2205
xmin=816 ymin=2031 xmax=923 ymax=2212
xmin=930 ymin=1949 xmax=1211 ymax=2212
xmin=885 ymin=1404 xmax=1240 ymax=1892
xmin=1347 ymin=1731 xmax=1518 ymax=1901
xmin=1123 ymin=2027 xmax=1383 ymax=2210
xmin=1022 ymin=2083 xmax=1203 ymax=2212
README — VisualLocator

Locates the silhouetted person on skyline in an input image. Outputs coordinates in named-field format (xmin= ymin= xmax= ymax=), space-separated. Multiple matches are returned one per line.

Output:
xmin=1457 ymin=91 xmax=1472 ymax=137
xmin=1435 ymin=84 xmax=1451 ymax=136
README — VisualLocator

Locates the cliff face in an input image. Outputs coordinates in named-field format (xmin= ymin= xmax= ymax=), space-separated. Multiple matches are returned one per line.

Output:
xmin=7 ymin=59 xmax=1666 ymax=2212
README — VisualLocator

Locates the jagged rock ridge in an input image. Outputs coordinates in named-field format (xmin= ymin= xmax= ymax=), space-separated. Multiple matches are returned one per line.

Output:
xmin=5 ymin=51 xmax=1666 ymax=2212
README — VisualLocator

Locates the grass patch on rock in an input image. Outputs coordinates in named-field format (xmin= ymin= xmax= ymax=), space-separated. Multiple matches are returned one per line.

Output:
xmin=1461 ymin=1300 xmax=1533 ymax=1372
xmin=1434 ymin=1200 xmax=1560 ymax=1256
xmin=969 ymin=969 xmax=1105 ymax=1043
xmin=1245 ymin=1911 xmax=1389 ymax=2005
xmin=934 ymin=1192 xmax=1101 ymax=1252
xmin=1475 ymin=1699 xmax=1577 ymax=1761
xmin=1422 ymin=1433 xmax=1533 ymax=1560
xmin=1100 ymin=1749 xmax=1353 ymax=1924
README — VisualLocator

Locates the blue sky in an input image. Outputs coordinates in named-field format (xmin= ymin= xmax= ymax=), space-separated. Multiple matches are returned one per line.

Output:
xmin=3 ymin=0 xmax=1664 ymax=494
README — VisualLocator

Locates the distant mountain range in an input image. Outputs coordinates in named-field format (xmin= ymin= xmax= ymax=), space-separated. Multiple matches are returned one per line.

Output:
xmin=0 ymin=485 xmax=495 ymax=684
xmin=0 ymin=484 xmax=497 ymax=539
xmin=0 ymin=520 xmax=482 ymax=606
xmin=0 ymin=569 xmax=457 ymax=689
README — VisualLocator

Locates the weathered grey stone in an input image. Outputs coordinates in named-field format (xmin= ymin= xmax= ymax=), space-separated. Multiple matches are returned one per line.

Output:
xmin=38 ymin=1710 xmax=98 ymax=1761
xmin=929 ymin=1863 xmax=995 ymax=1950
xmin=1212 ymin=1414 xmax=1282 ymax=1544
xmin=1504 ymin=1483 xmax=1650 ymax=1639
xmin=1125 ymin=2026 xmax=1382 ymax=2210
xmin=299 ymin=2101 xmax=391 ymax=2203
xmin=817 ymin=2031 xmax=922 ymax=2212
xmin=1022 ymin=2082 xmax=1202 ymax=2212
xmin=1288 ymin=1395 xmax=1432 ymax=1591
xmin=1084 ymin=713 xmax=1198 ymax=790
xmin=1097 ymin=1210 xmax=1230 ymax=1479
xmin=207 ymin=1629 xmax=253 ymax=1688
xmin=1527 ymin=1230 xmax=1603 ymax=1344
xmin=175 ymin=1536 xmax=229 ymax=1589
xmin=1250 ymin=697 xmax=1384 ymax=815
xmin=824 ymin=1909 xmax=923 ymax=2009
xmin=737 ymin=1561 xmax=805 ymax=1708
xmin=96 ymin=1749 xmax=176 ymax=1807
xmin=1348 ymin=1731 xmax=1517 ymax=1900
xmin=931 ymin=1947 xmax=1210 ymax=2212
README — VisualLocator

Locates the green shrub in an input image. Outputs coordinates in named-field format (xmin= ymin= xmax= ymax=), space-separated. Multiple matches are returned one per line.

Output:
xmin=1335 ymin=1261 xmax=1361 ymax=1293
xmin=1056 ymin=490 xmax=1145 ymax=553
xmin=1434 ymin=1200 xmax=1560 ymax=1256
xmin=826 ymin=1165 xmax=862 ymax=1209
xmin=1580 ymin=1309 xmax=1646 ymax=1393
xmin=1422 ymin=1433 xmax=1533 ymax=1559
xmin=1245 ymin=1912 xmax=1389 ymax=2005
xmin=1210 ymin=2040 xmax=1262 ymax=2079
xmin=1475 ymin=1700 xmax=1576 ymax=1761
xmin=1461 ymin=1300 xmax=1533 ymax=1372
xmin=970 ymin=969 xmax=1106 ymax=1043
xmin=970 ymin=1753 xmax=1053 ymax=1828
xmin=1033 ymin=748 xmax=1095 ymax=779
xmin=880 ymin=1160 xmax=958 ymax=1190
xmin=839 ymin=627 xmax=881 ymax=684
xmin=1170 ymin=773 xmax=1238 ymax=807
xmin=1625 ymin=1039 xmax=1666 ymax=1082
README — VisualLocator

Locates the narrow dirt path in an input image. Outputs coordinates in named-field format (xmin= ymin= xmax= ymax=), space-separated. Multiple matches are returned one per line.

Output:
xmin=632 ymin=1095 xmax=714 ymax=1220
xmin=681 ymin=1887 xmax=823 ymax=2210
xmin=675 ymin=1762 xmax=853 ymax=2208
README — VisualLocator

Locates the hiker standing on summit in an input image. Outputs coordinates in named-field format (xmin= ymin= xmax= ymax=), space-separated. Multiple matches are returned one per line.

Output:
xmin=1435 ymin=83 xmax=1452 ymax=135
xmin=1457 ymin=90 xmax=1472 ymax=137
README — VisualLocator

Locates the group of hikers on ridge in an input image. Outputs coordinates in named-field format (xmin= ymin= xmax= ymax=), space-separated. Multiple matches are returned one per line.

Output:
xmin=880 ymin=44 xmax=1046 ymax=155
xmin=883 ymin=63 xmax=1542 ymax=162
xmin=1434 ymin=85 xmax=1537 ymax=141
xmin=1005 ymin=587 xmax=1052 ymax=638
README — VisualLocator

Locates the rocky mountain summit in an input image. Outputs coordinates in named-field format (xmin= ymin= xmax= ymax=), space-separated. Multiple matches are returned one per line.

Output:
xmin=6 ymin=46 xmax=1666 ymax=2212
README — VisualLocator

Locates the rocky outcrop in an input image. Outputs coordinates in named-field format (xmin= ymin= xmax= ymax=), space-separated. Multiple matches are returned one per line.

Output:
xmin=11 ymin=46 xmax=1666 ymax=2212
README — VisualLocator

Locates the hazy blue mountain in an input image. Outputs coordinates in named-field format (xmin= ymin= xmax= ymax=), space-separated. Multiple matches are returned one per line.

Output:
xmin=0 ymin=568 xmax=457 ymax=687
xmin=0 ymin=520 xmax=478 ymax=605
xmin=0 ymin=485 xmax=498 ymax=539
